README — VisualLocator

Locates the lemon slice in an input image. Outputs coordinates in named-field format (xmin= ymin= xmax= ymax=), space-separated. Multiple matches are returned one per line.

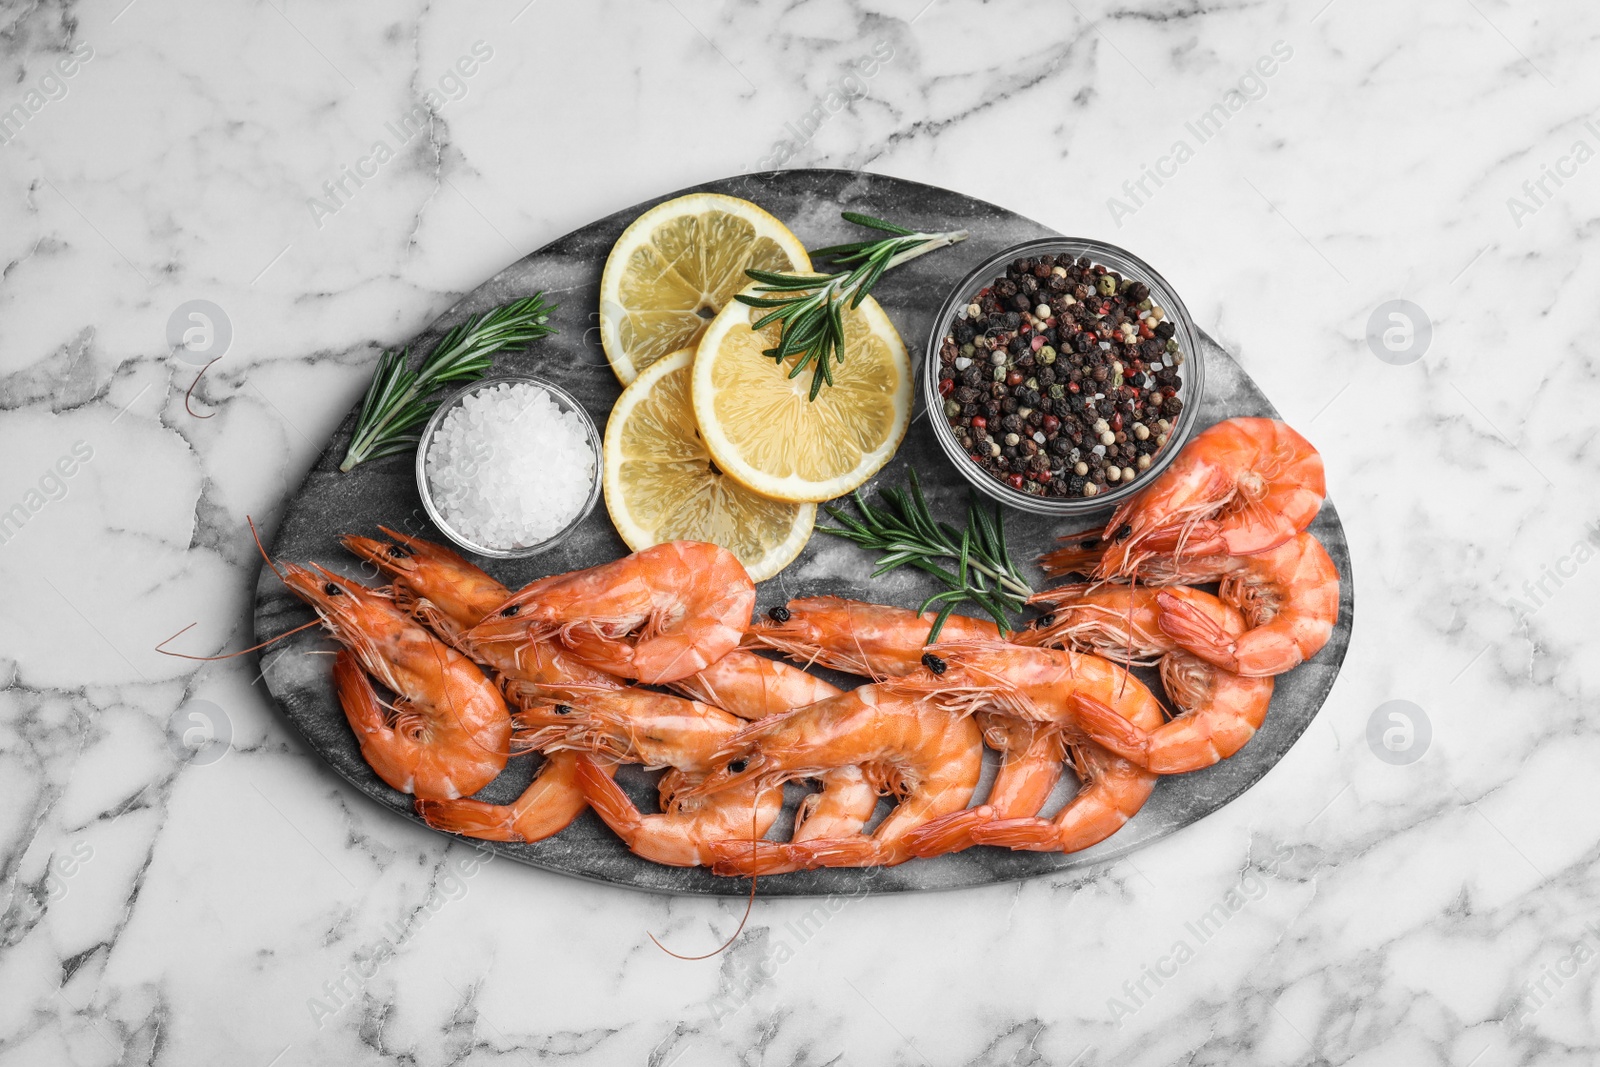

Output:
xmin=604 ymin=348 xmax=815 ymax=582
xmin=599 ymin=193 xmax=811 ymax=385
xmin=691 ymin=289 xmax=911 ymax=504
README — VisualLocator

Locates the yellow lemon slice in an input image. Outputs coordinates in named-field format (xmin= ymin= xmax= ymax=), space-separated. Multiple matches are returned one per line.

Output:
xmin=603 ymin=348 xmax=815 ymax=581
xmin=599 ymin=193 xmax=811 ymax=385
xmin=691 ymin=289 xmax=911 ymax=504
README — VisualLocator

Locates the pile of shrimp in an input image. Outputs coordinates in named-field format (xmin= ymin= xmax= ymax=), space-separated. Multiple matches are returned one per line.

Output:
xmin=267 ymin=415 xmax=1338 ymax=875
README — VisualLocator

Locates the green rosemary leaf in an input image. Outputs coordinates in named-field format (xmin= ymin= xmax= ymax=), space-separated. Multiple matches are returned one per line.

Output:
xmin=925 ymin=602 xmax=959 ymax=644
xmin=743 ymin=212 xmax=967 ymax=400
xmin=839 ymin=211 xmax=917 ymax=237
xmin=816 ymin=470 xmax=1034 ymax=633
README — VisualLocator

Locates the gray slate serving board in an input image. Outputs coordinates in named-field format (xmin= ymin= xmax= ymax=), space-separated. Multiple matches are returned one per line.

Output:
xmin=253 ymin=169 xmax=1353 ymax=897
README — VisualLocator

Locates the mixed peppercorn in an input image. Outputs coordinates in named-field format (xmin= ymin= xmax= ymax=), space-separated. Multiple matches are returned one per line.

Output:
xmin=936 ymin=253 xmax=1186 ymax=499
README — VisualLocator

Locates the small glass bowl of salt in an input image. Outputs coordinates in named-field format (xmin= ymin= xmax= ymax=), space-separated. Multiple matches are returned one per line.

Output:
xmin=416 ymin=376 xmax=602 ymax=559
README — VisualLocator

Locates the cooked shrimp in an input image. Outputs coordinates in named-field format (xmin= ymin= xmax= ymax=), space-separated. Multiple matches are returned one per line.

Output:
xmin=744 ymin=596 xmax=999 ymax=680
xmin=887 ymin=642 xmax=1164 ymax=853
xmin=1094 ymin=417 xmax=1324 ymax=579
xmin=510 ymin=687 xmax=779 ymax=866
xmin=969 ymin=736 xmax=1158 ymax=853
xmin=280 ymin=563 xmax=510 ymax=799
xmin=512 ymin=688 xmax=746 ymax=770
xmin=573 ymin=755 xmax=780 ymax=868
xmin=463 ymin=541 xmax=756 ymax=684
xmin=342 ymin=529 xmax=617 ymax=842
xmin=415 ymin=752 xmax=602 ymax=841
xmin=691 ymin=686 xmax=984 ymax=869
xmin=1155 ymin=533 xmax=1340 ymax=677
xmin=1022 ymin=584 xmax=1276 ymax=772
xmin=341 ymin=529 xmax=622 ymax=694
xmin=666 ymin=651 xmax=890 ymax=877
xmin=667 ymin=649 xmax=840 ymax=719
xmin=900 ymin=713 xmax=1065 ymax=858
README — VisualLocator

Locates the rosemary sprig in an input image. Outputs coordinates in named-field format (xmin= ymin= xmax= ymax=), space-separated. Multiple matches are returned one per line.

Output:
xmin=339 ymin=294 xmax=558 ymax=472
xmin=819 ymin=469 xmax=1034 ymax=640
xmin=736 ymin=212 xmax=967 ymax=401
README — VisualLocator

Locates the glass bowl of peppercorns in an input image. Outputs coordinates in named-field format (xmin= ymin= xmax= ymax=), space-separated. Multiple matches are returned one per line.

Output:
xmin=925 ymin=237 xmax=1204 ymax=516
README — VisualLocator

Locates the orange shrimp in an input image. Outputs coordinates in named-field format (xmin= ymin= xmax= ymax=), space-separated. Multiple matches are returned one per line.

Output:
xmin=667 ymin=649 xmax=840 ymax=720
xmin=743 ymin=596 xmax=1000 ymax=679
xmin=1022 ymin=584 xmax=1276 ymax=773
xmin=1154 ymin=533 xmax=1340 ymax=677
xmin=341 ymin=529 xmax=619 ymax=842
xmin=412 ymin=752 xmax=604 ymax=842
xmin=666 ymin=649 xmax=887 ymax=877
xmin=573 ymin=756 xmax=780 ymax=868
xmin=888 ymin=642 xmax=1164 ymax=853
xmin=735 ymin=598 xmax=1070 ymax=865
xmin=1039 ymin=533 xmax=1340 ymax=678
xmin=1093 ymin=417 xmax=1324 ymax=579
xmin=690 ymin=686 xmax=984 ymax=869
xmin=513 ymin=688 xmax=780 ymax=867
xmin=341 ymin=529 xmax=623 ymax=695
xmin=463 ymin=541 xmax=756 ymax=684
xmin=281 ymin=565 xmax=510 ymax=799
xmin=900 ymin=713 xmax=1065 ymax=858
xmin=970 ymin=737 xmax=1157 ymax=853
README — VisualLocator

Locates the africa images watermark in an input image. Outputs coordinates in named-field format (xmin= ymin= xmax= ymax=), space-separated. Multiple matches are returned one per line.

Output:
xmin=1508 ymin=919 xmax=1600 ymax=1030
xmin=1106 ymin=842 xmax=1295 ymax=1027
xmin=1506 ymin=518 xmax=1600 ymax=623
xmin=1504 ymin=112 xmax=1600 ymax=229
xmin=0 ymin=41 xmax=94 ymax=148
xmin=0 ymin=440 xmax=95 ymax=549
xmin=750 ymin=40 xmax=895 ymax=172
xmin=307 ymin=843 xmax=495 ymax=1028
xmin=708 ymin=880 xmax=873 ymax=1027
xmin=1107 ymin=40 xmax=1295 ymax=228
xmin=306 ymin=40 xmax=495 ymax=229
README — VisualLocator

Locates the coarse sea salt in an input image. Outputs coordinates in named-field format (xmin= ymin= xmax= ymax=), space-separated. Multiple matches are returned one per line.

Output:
xmin=425 ymin=381 xmax=594 ymax=550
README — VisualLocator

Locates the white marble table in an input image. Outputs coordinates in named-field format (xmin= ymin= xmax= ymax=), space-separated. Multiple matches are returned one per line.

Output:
xmin=1 ymin=1 xmax=1593 ymax=1064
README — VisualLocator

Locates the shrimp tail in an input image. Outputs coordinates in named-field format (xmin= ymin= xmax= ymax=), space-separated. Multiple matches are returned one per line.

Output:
xmin=415 ymin=798 xmax=520 ymax=840
xmin=414 ymin=752 xmax=598 ymax=843
xmin=968 ymin=818 xmax=1059 ymax=852
xmin=900 ymin=805 xmax=994 ymax=858
xmin=573 ymin=755 xmax=644 ymax=837
xmin=786 ymin=837 xmax=882 ymax=868
xmin=708 ymin=839 xmax=806 ymax=877
xmin=333 ymin=650 xmax=420 ymax=796
xmin=1067 ymin=692 xmax=1152 ymax=767
xmin=1156 ymin=591 xmax=1241 ymax=671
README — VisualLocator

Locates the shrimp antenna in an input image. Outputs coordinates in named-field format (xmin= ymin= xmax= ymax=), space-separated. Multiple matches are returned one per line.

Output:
xmin=648 ymin=806 xmax=761 ymax=960
xmin=155 ymin=516 xmax=305 ymax=659
xmin=249 ymin=515 xmax=287 ymax=584
xmin=155 ymin=619 xmax=320 ymax=660
xmin=185 ymin=358 xmax=220 ymax=419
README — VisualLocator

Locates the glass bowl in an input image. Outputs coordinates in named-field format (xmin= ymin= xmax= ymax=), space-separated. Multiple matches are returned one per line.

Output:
xmin=922 ymin=237 xmax=1204 ymax=518
xmin=415 ymin=375 xmax=603 ymax=559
